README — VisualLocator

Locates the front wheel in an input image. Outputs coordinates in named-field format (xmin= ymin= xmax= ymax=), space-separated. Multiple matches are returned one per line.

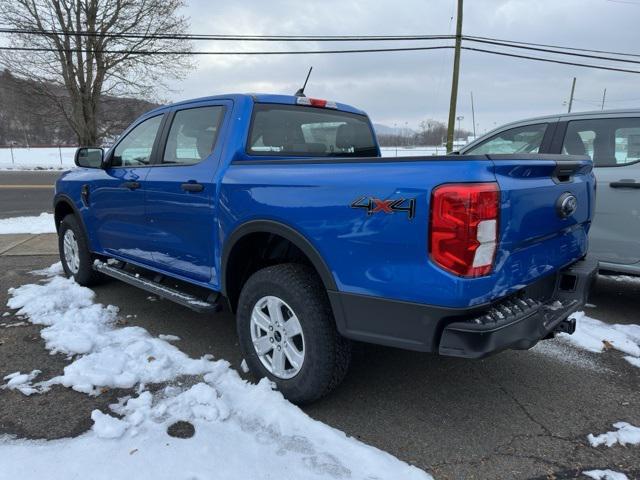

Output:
xmin=237 ymin=264 xmax=351 ymax=404
xmin=58 ymin=214 xmax=103 ymax=286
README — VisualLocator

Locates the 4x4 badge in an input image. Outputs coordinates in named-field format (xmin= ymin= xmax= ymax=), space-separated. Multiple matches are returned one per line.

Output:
xmin=351 ymin=196 xmax=416 ymax=220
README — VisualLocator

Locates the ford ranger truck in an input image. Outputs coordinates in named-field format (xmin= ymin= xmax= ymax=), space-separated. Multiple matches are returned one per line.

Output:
xmin=54 ymin=94 xmax=597 ymax=403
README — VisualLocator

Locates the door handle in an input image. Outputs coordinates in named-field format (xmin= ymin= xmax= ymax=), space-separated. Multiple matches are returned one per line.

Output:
xmin=610 ymin=180 xmax=640 ymax=189
xmin=181 ymin=182 xmax=204 ymax=192
xmin=122 ymin=181 xmax=141 ymax=190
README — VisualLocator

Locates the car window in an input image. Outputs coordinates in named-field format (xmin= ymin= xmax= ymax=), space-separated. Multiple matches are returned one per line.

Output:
xmin=465 ymin=124 xmax=548 ymax=155
xmin=112 ymin=115 xmax=163 ymax=167
xmin=563 ymin=118 xmax=640 ymax=167
xmin=248 ymin=104 xmax=378 ymax=157
xmin=163 ymin=106 xmax=225 ymax=165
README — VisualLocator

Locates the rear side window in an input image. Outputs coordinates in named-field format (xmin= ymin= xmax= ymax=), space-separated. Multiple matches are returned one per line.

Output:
xmin=163 ymin=106 xmax=225 ymax=165
xmin=465 ymin=124 xmax=548 ymax=155
xmin=248 ymin=104 xmax=377 ymax=157
xmin=563 ymin=118 xmax=640 ymax=167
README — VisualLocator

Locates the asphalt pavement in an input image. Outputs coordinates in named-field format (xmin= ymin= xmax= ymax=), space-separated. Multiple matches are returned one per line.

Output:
xmin=0 ymin=172 xmax=639 ymax=479
xmin=0 ymin=171 xmax=62 ymax=219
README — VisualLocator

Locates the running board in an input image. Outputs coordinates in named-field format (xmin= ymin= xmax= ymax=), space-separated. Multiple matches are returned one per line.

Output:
xmin=93 ymin=261 xmax=220 ymax=313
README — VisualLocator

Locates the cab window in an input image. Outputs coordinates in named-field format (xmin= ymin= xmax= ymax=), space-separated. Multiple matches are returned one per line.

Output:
xmin=163 ymin=106 xmax=225 ymax=165
xmin=465 ymin=124 xmax=548 ymax=155
xmin=112 ymin=115 xmax=163 ymax=167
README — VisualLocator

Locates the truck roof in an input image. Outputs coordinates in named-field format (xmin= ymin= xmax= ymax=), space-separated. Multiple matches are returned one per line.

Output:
xmin=145 ymin=93 xmax=368 ymax=117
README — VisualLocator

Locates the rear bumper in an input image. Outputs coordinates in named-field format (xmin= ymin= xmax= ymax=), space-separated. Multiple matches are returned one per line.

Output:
xmin=329 ymin=256 xmax=598 ymax=357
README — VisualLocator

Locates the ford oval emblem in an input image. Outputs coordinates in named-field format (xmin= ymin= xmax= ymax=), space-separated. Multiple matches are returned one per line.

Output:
xmin=557 ymin=192 xmax=578 ymax=218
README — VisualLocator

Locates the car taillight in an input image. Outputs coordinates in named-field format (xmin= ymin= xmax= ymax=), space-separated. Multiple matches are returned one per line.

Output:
xmin=429 ymin=182 xmax=500 ymax=277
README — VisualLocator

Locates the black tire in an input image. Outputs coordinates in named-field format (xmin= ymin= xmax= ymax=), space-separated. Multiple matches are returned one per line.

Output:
xmin=58 ymin=214 xmax=103 ymax=286
xmin=237 ymin=264 xmax=351 ymax=404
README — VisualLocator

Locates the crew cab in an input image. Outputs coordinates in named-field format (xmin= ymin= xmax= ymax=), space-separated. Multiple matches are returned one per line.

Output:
xmin=54 ymin=93 xmax=597 ymax=403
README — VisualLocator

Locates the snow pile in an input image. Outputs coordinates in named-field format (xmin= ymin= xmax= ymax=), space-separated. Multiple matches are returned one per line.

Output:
xmin=31 ymin=261 xmax=64 ymax=277
xmin=1 ymin=268 xmax=431 ymax=480
xmin=583 ymin=470 xmax=629 ymax=480
xmin=560 ymin=312 xmax=640 ymax=368
xmin=588 ymin=422 xmax=640 ymax=448
xmin=0 ymin=213 xmax=56 ymax=234
xmin=2 ymin=370 xmax=41 ymax=395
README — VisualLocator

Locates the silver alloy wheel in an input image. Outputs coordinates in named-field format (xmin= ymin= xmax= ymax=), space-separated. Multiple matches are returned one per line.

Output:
xmin=250 ymin=295 xmax=305 ymax=379
xmin=63 ymin=229 xmax=80 ymax=274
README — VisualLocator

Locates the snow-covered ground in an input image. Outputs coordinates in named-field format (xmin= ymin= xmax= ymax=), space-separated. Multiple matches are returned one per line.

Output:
xmin=583 ymin=470 xmax=630 ymax=480
xmin=0 ymin=147 xmax=76 ymax=170
xmin=379 ymin=146 xmax=443 ymax=157
xmin=558 ymin=312 xmax=640 ymax=369
xmin=0 ymin=213 xmax=56 ymax=234
xmin=588 ymin=422 xmax=640 ymax=448
xmin=1 ymin=264 xmax=431 ymax=480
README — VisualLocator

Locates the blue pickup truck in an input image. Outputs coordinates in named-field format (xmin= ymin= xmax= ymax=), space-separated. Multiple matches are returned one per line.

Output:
xmin=54 ymin=93 xmax=597 ymax=403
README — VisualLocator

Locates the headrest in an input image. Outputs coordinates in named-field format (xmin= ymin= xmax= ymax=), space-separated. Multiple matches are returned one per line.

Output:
xmin=564 ymin=132 xmax=586 ymax=156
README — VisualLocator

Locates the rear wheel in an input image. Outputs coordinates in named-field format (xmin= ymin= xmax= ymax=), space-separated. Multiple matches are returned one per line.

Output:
xmin=237 ymin=264 xmax=351 ymax=404
xmin=58 ymin=215 xmax=103 ymax=286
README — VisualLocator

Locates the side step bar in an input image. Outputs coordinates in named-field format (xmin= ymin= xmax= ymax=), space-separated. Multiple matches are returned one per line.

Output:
xmin=93 ymin=261 xmax=220 ymax=313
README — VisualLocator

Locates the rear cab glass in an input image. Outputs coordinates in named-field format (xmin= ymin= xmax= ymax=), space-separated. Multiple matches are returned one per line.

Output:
xmin=247 ymin=103 xmax=378 ymax=157
xmin=563 ymin=117 xmax=640 ymax=167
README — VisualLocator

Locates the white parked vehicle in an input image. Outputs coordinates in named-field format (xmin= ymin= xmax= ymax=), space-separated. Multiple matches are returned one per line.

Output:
xmin=458 ymin=109 xmax=640 ymax=276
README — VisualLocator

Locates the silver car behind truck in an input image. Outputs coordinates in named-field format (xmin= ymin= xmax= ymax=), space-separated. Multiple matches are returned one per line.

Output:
xmin=458 ymin=109 xmax=640 ymax=276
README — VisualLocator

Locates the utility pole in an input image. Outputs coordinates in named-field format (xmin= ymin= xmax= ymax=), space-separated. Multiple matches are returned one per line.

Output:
xmin=601 ymin=88 xmax=607 ymax=111
xmin=567 ymin=77 xmax=576 ymax=113
xmin=446 ymin=0 xmax=463 ymax=152
xmin=470 ymin=91 xmax=477 ymax=138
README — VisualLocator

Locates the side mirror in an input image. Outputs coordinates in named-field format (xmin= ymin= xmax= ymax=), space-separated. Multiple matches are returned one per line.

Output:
xmin=75 ymin=147 xmax=104 ymax=168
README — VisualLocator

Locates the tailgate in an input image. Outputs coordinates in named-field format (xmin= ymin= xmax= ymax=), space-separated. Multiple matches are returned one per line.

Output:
xmin=489 ymin=154 xmax=595 ymax=283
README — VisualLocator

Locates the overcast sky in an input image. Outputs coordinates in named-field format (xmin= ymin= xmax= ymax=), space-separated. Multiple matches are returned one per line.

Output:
xmin=173 ymin=0 xmax=638 ymax=133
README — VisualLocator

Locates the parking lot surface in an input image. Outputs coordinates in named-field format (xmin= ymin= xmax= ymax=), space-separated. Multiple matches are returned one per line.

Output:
xmin=1 ymin=235 xmax=638 ymax=480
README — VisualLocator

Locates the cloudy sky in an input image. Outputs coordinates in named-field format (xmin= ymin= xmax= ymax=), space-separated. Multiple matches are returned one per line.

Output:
xmin=173 ymin=0 xmax=638 ymax=133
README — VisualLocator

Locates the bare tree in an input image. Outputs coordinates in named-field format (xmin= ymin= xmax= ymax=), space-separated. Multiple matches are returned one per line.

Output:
xmin=0 ymin=0 xmax=192 ymax=145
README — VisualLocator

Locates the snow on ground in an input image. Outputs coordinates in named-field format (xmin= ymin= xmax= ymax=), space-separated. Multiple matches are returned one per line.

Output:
xmin=0 ymin=146 xmax=447 ymax=169
xmin=583 ymin=470 xmax=629 ymax=480
xmin=588 ymin=422 xmax=640 ymax=448
xmin=0 ymin=147 xmax=75 ymax=170
xmin=0 ymin=213 xmax=56 ymax=234
xmin=559 ymin=312 xmax=640 ymax=368
xmin=1 ymin=265 xmax=431 ymax=480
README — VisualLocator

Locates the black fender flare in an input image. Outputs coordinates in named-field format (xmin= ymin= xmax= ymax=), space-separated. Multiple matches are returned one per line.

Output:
xmin=53 ymin=194 xmax=92 ymax=242
xmin=220 ymin=219 xmax=337 ymax=296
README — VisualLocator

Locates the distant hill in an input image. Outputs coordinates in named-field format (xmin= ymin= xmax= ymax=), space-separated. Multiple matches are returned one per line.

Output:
xmin=0 ymin=69 xmax=159 ymax=147
xmin=373 ymin=123 xmax=417 ymax=136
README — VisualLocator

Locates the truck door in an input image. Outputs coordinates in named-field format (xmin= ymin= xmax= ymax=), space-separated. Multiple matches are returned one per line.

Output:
xmin=560 ymin=117 xmax=640 ymax=268
xmin=90 ymin=114 xmax=164 ymax=263
xmin=144 ymin=102 xmax=230 ymax=284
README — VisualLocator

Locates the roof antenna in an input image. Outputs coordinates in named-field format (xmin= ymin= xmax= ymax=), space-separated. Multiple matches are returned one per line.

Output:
xmin=295 ymin=66 xmax=313 ymax=97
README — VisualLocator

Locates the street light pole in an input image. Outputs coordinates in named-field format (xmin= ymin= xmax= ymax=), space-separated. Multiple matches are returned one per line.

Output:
xmin=567 ymin=77 xmax=576 ymax=113
xmin=446 ymin=0 xmax=463 ymax=152
xmin=601 ymin=88 xmax=607 ymax=111
xmin=470 ymin=91 xmax=477 ymax=138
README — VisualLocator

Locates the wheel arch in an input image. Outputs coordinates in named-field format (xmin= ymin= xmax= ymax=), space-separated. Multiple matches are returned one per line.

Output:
xmin=53 ymin=195 xmax=83 ymax=233
xmin=221 ymin=220 xmax=337 ymax=312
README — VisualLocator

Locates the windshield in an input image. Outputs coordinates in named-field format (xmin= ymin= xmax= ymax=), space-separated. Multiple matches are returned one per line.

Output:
xmin=248 ymin=104 xmax=378 ymax=157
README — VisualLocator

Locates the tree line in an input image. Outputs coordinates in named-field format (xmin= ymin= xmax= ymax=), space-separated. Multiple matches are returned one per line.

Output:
xmin=377 ymin=120 xmax=473 ymax=147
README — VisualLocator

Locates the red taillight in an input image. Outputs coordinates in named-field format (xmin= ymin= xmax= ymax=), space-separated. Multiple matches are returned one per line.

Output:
xmin=429 ymin=182 xmax=500 ymax=277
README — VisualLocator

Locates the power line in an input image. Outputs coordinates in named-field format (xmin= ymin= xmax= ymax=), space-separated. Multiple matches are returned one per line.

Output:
xmin=0 ymin=45 xmax=455 ymax=55
xmin=0 ymin=28 xmax=455 ymax=42
xmin=461 ymin=46 xmax=640 ymax=74
xmin=464 ymin=37 xmax=640 ymax=65
xmin=465 ymin=35 xmax=640 ymax=59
